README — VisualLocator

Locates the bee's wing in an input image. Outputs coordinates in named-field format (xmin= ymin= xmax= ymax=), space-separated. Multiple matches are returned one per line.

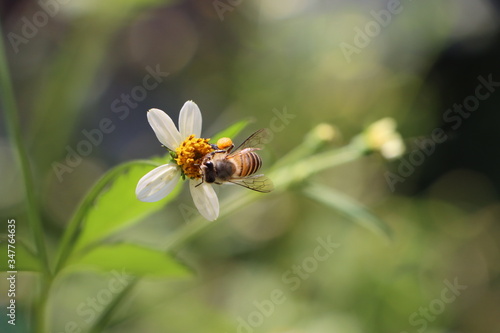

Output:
xmin=228 ymin=174 xmax=274 ymax=193
xmin=230 ymin=128 xmax=271 ymax=155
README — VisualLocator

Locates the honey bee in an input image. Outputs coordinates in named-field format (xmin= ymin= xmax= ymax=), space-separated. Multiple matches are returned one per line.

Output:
xmin=199 ymin=129 xmax=274 ymax=192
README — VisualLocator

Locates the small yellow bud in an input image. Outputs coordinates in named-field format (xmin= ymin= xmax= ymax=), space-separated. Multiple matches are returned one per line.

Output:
xmin=364 ymin=117 xmax=405 ymax=159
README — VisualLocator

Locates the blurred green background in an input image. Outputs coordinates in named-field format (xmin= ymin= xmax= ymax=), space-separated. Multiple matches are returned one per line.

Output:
xmin=1 ymin=0 xmax=500 ymax=332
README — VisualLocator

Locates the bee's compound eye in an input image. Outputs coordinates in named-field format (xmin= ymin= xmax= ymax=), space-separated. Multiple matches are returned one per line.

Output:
xmin=217 ymin=137 xmax=233 ymax=150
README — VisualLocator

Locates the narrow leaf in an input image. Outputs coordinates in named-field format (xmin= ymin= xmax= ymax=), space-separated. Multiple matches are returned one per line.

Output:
xmin=303 ymin=182 xmax=392 ymax=240
xmin=71 ymin=243 xmax=191 ymax=277
xmin=211 ymin=119 xmax=251 ymax=142
xmin=87 ymin=277 xmax=138 ymax=333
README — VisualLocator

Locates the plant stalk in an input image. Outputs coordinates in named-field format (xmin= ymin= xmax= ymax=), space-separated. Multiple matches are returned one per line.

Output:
xmin=0 ymin=22 xmax=52 ymax=333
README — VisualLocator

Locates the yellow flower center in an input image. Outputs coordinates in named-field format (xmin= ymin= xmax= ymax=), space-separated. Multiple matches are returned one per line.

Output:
xmin=175 ymin=134 xmax=214 ymax=179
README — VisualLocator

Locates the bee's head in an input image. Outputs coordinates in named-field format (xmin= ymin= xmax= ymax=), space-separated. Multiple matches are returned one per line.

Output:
xmin=201 ymin=160 xmax=216 ymax=183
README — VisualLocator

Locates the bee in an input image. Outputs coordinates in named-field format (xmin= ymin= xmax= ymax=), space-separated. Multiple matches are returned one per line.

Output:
xmin=199 ymin=129 xmax=274 ymax=193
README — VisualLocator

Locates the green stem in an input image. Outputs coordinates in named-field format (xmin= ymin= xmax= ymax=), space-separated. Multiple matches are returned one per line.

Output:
xmin=0 ymin=23 xmax=53 ymax=333
xmin=54 ymin=160 xmax=160 ymax=273
xmin=35 ymin=275 xmax=52 ymax=333
xmin=0 ymin=23 xmax=50 ymax=275
xmin=271 ymin=141 xmax=367 ymax=188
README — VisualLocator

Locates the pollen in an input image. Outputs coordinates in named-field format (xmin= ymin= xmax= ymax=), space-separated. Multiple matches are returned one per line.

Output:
xmin=175 ymin=135 xmax=214 ymax=179
xmin=217 ymin=137 xmax=233 ymax=150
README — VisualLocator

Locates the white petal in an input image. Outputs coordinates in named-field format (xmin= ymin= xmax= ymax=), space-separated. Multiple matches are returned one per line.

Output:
xmin=147 ymin=108 xmax=182 ymax=150
xmin=179 ymin=101 xmax=202 ymax=138
xmin=189 ymin=180 xmax=219 ymax=221
xmin=136 ymin=164 xmax=180 ymax=202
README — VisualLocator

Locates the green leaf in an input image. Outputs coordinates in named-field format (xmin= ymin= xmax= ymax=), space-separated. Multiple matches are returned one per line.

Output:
xmin=74 ymin=160 xmax=181 ymax=253
xmin=211 ymin=119 xmax=251 ymax=142
xmin=303 ymin=182 xmax=392 ymax=240
xmin=70 ymin=243 xmax=191 ymax=277
xmin=55 ymin=159 xmax=181 ymax=272
xmin=0 ymin=238 xmax=40 ymax=272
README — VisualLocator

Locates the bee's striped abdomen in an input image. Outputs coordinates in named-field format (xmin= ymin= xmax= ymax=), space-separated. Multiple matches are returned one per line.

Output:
xmin=232 ymin=152 xmax=262 ymax=177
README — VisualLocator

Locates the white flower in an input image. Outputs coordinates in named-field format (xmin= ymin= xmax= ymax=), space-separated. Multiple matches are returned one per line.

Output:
xmin=136 ymin=101 xmax=219 ymax=221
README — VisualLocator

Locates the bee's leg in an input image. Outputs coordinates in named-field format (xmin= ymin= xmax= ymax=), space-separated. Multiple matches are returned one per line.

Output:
xmin=214 ymin=149 xmax=230 ymax=154
xmin=195 ymin=176 xmax=205 ymax=187
xmin=196 ymin=166 xmax=207 ymax=187
xmin=206 ymin=149 xmax=226 ymax=157
xmin=225 ymin=144 xmax=235 ymax=153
